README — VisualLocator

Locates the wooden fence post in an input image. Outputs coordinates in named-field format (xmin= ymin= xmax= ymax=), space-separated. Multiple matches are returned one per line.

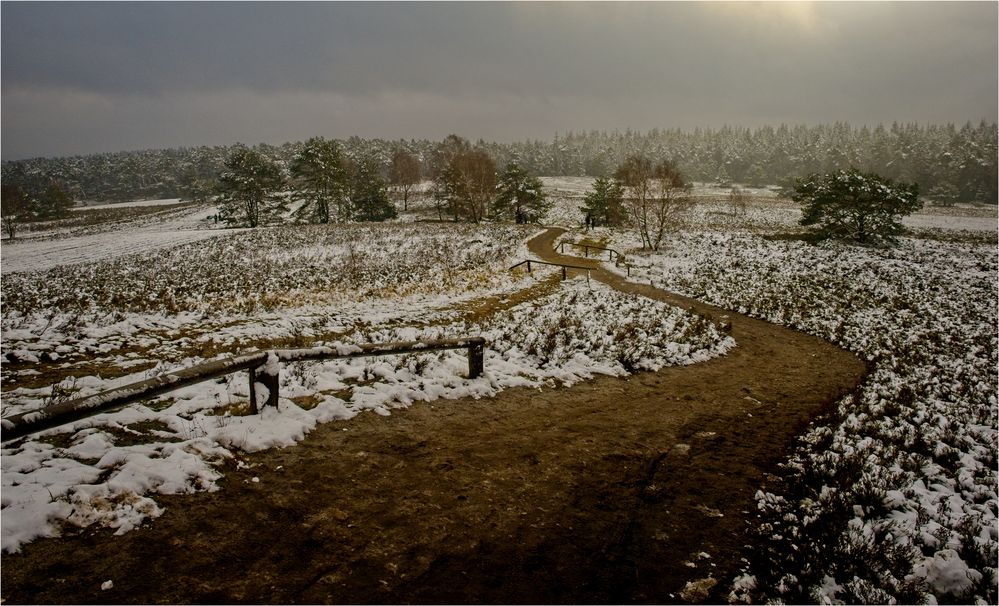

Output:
xmin=561 ymin=266 xmax=567 ymax=280
xmin=249 ymin=353 xmax=280 ymax=413
xmin=3 ymin=339 xmax=491 ymax=441
xmin=527 ymin=260 xmax=532 ymax=273
xmin=248 ymin=367 xmax=259 ymax=414
xmin=467 ymin=338 xmax=485 ymax=379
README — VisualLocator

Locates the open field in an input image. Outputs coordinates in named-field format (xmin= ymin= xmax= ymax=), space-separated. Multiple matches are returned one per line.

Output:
xmin=1 ymin=185 xmax=996 ymax=604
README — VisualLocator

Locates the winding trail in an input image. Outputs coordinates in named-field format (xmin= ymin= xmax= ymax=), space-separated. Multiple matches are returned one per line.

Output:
xmin=1 ymin=228 xmax=867 ymax=604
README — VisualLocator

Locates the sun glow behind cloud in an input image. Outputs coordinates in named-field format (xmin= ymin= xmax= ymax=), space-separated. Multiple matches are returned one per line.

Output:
xmin=1 ymin=1 xmax=995 ymax=159
xmin=704 ymin=1 xmax=830 ymax=37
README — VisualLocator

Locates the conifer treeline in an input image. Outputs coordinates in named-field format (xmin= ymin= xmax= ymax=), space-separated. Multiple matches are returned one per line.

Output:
xmin=2 ymin=121 xmax=995 ymax=204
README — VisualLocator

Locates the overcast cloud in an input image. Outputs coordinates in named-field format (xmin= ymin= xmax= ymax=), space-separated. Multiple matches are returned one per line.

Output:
xmin=2 ymin=1 xmax=996 ymax=160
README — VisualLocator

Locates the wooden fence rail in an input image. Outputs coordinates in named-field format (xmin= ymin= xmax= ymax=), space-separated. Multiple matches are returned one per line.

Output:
xmin=1 ymin=337 xmax=486 ymax=442
xmin=557 ymin=240 xmax=623 ymax=262
xmin=509 ymin=259 xmax=591 ymax=282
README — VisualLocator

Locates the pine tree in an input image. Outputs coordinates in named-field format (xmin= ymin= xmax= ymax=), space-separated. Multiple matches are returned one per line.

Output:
xmin=290 ymin=137 xmax=348 ymax=223
xmin=581 ymin=177 xmax=625 ymax=228
xmin=216 ymin=146 xmax=286 ymax=228
xmin=349 ymin=156 xmax=396 ymax=222
xmin=795 ymin=168 xmax=921 ymax=244
xmin=35 ymin=183 xmax=73 ymax=219
xmin=493 ymin=163 xmax=549 ymax=224
xmin=1 ymin=183 xmax=30 ymax=239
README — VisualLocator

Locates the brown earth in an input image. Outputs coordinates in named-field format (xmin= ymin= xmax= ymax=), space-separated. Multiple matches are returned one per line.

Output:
xmin=0 ymin=228 xmax=867 ymax=604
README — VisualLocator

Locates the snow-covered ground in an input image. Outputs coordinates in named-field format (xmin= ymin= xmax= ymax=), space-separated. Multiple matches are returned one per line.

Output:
xmin=564 ymin=210 xmax=996 ymax=603
xmin=1 ymin=276 xmax=732 ymax=553
xmin=1 ymin=223 xmax=548 ymax=370
xmin=541 ymin=176 xmax=781 ymax=199
xmin=2 ymin=184 xmax=995 ymax=603
xmin=73 ymin=198 xmax=188 ymax=211
xmin=1 ymin=217 xmax=735 ymax=553
xmin=0 ymin=204 xmax=225 ymax=274
xmin=901 ymin=212 xmax=998 ymax=232
xmin=541 ymin=176 xmax=998 ymax=233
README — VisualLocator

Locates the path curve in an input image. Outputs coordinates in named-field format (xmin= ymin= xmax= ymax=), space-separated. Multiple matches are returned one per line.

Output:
xmin=1 ymin=228 xmax=867 ymax=604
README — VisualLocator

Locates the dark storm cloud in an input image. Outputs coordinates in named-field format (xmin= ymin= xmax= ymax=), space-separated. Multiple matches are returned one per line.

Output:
xmin=2 ymin=2 xmax=996 ymax=159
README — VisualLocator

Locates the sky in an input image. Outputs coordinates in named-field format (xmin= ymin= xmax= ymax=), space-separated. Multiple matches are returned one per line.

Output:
xmin=2 ymin=1 xmax=997 ymax=160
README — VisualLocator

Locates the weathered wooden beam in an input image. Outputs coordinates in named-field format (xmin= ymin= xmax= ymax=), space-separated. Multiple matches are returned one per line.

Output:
xmin=248 ymin=367 xmax=259 ymax=415
xmin=509 ymin=259 xmax=592 ymax=273
xmin=2 ymin=338 xmax=488 ymax=442
xmin=1 ymin=352 xmax=269 ymax=442
xmin=250 ymin=354 xmax=280 ymax=411
xmin=272 ymin=338 xmax=484 ymax=363
xmin=556 ymin=241 xmax=622 ymax=261
xmin=467 ymin=337 xmax=485 ymax=379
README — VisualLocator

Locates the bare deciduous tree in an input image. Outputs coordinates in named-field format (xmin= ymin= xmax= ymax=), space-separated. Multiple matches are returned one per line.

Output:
xmin=729 ymin=186 xmax=748 ymax=217
xmin=431 ymin=136 xmax=496 ymax=223
xmin=615 ymin=155 xmax=692 ymax=250
xmin=647 ymin=160 xmax=693 ymax=251
xmin=430 ymin=135 xmax=471 ymax=221
xmin=389 ymin=149 xmax=421 ymax=211
xmin=450 ymin=150 xmax=496 ymax=223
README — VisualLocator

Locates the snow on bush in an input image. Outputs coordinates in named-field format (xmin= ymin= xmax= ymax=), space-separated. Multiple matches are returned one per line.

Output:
xmin=604 ymin=228 xmax=997 ymax=604
xmin=0 ymin=278 xmax=733 ymax=553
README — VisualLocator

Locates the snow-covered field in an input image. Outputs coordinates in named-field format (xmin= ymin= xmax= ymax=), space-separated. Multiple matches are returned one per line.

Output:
xmin=73 ymin=198 xmax=190 ymax=211
xmin=1 ymin=219 xmax=733 ymax=553
xmin=0 ymin=204 xmax=225 ymax=274
xmin=557 ymin=199 xmax=996 ymax=603
xmin=540 ymin=176 xmax=998 ymax=234
xmin=2 ymin=182 xmax=996 ymax=604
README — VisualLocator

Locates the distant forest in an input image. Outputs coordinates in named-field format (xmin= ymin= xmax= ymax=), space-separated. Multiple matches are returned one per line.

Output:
xmin=3 ymin=121 xmax=996 ymax=204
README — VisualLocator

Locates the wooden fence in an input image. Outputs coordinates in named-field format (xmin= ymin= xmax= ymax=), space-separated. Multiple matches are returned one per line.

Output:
xmin=509 ymin=259 xmax=592 ymax=282
xmin=1 ymin=337 xmax=486 ymax=442
xmin=557 ymin=241 xmax=623 ymax=261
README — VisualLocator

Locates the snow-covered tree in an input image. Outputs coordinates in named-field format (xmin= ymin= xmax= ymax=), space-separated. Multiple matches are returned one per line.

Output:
xmin=290 ymin=137 xmax=348 ymax=223
xmin=795 ymin=168 xmax=921 ymax=244
xmin=2 ymin=122 xmax=995 ymax=205
xmin=388 ymin=148 xmax=421 ymax=211
xmin=216 ymin=146 xmax=286 ymax=228
xmin=581 ymin=177 xmax=626 ymax=228
xmin=493 ymin=163 xmax=548 ymax=224
xmin=349 ymin=156 xmax=396 ymax=222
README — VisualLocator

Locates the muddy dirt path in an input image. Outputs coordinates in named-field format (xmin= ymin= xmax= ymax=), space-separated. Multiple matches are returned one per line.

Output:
xmin=1 ymin=228 xmax=867 ymax=604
